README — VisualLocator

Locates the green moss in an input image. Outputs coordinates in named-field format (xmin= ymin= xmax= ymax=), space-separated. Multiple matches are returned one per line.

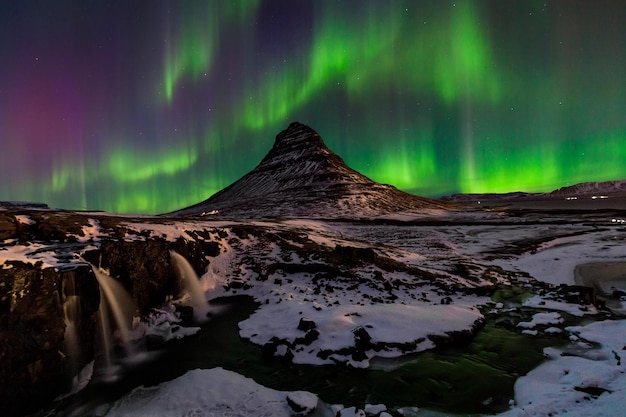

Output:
xmin=361 ymin=326 xmax=549 ymax=413
xmin=491 ymin=285 xmax=535 ymax=304
xmin=244 ymin=325 xmax=551 ymax=414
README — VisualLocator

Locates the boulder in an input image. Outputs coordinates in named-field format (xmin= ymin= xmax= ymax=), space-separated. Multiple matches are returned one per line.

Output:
xmin=297 ymin=317 xmax=317 ymax=331
xmin=286 ymin=391 xmax=318 ymax=415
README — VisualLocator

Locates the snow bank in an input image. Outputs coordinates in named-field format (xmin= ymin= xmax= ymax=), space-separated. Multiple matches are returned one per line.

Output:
xmin=105 ymin=367 xmax=321 ymax=417
xmin=0 ymin=242 xmax=60 ymax=268
xmin=517 ymin=311 xmax=563 ymax=329
xmin=239 ymin=301 xmax=483 ymax=367
xmin=498 ymin=320 xmax=626 ymax=417
xmin=522 ymin=296 xmax=597 ymax=317
xmin=495 ymin=229 xmax=626 ymax=286
xmin=14 ymin=214 xmax=35 ymax=225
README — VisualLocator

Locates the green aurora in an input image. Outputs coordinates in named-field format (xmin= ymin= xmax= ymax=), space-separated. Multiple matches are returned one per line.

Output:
xmin=0 ymin=1 xmax=624 ymax=214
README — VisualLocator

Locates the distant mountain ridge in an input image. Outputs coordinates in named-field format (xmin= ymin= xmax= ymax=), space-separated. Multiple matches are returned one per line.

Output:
xmin=549 ymin=179 xmax=626 ymax=197
xmin=173 ymin=122 xmax=449 ymax=218
xmin=440 ymin=179 xmax=626 ymax=203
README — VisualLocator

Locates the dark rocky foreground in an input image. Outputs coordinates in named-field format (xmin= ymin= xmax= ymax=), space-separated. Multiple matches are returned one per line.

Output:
xmin=0 ymin=210 xmax=219 ymax=416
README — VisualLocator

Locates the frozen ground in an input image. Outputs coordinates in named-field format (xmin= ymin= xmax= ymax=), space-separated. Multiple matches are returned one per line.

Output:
xmin=103 ymin=367 xmax=323 ymax=417
xmin=1 ymin=206 xmax=626 ymax=416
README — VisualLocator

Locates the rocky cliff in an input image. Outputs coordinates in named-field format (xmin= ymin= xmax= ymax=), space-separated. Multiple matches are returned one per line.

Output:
xmin=0 ymin=210 xmax=219 ymax=416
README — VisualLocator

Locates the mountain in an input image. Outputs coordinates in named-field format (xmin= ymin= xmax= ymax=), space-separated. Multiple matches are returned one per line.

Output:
xmin=549 ymin=179 xmax=626 ymax=197
xmin=441 ymin=179 xmax=626 ymax=204
xmin=173 ymin=122 xmax=449 ymax=218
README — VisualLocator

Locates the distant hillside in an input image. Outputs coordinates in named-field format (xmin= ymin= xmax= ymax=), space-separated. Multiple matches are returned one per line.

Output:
xmin=441 ymin=179 xmax=626 ymax=203
xmin=549 ymin=179 xmax=626 ymax=197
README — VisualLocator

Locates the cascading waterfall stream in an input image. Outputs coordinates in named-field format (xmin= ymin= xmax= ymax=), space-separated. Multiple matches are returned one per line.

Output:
xmin=170 ymin=251 xmax=210 ymax=321
xmin=63 ymin=253 xmax=218 ymax=389
xmin=61 ymin=272 xmax=82 ymax=379
xmin=97 ymin=292 xmax=113 ymax=370
xmin=91 ymin=265 xmax=139 ymax=379
xmin=92 ymin=266 xmax=135 ymax=347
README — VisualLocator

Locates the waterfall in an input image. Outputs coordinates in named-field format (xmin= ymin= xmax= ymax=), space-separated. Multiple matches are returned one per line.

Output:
xmin=59 ymin=271 xmax=96 ymax=398
xmin=97 ymin=290 xmax=113 ymax=369
xmin=170 ymin=251 xmax=209 ymax=321
xmin=61 ymin=272 xmax=82 ymax=378
xmin=91 ymin=266 xmax=138 ymax=379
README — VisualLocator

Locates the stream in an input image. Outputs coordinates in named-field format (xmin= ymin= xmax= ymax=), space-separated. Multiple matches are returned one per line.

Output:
xmin=44 ymin=296 xmax=562 ymax=417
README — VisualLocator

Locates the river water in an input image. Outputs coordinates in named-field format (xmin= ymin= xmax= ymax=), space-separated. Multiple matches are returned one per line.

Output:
xmin=44 ymin=296 xmax=558 ymax=417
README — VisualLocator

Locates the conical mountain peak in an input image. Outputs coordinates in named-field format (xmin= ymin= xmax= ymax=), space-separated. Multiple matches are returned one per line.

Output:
xmin=272 ymin=122 xmax=327 ymax=153
xmin=173 ymin=122 xmax=449 ymax=218
xmin=250 ymin=122 xmax=372 ymax=190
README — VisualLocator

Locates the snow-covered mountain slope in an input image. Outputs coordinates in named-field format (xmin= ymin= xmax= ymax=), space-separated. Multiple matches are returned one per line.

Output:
xmin=549 ymin=179 xmax=626 ymax=197
xmin=441 ymin=179 xmax=626 ymax=203
xmin=172 ymin=122 xmax=450 ymax=218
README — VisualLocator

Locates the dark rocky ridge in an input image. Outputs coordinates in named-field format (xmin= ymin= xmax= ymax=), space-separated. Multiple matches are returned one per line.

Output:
xmin=173 ymin=122 xmax=450 ymax=218
xmin=549 ymin=179 xmax=626 ymax=197
xmin=440 ymin=179 xmax=626 ymax=204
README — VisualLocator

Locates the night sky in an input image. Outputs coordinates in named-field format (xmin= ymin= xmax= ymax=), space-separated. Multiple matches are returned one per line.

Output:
xmin=1 ymin=1 xmax=624 ymax=214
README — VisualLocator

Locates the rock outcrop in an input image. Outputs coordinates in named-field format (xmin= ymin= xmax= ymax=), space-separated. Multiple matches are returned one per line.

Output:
xmin=0 ymin=262 xmax=99 ymax=416
xmin=0 ymin=210 xmax=224 ymax=416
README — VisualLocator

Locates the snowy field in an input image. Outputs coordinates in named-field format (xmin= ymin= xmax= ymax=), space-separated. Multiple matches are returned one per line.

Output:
xmin=1 ymin=206 xmax=626 ymax=416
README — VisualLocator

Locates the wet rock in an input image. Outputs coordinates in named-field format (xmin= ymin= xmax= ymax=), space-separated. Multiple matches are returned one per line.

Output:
xmin=175 ymin=305 xmax=194 ymax=325
xmin=145 ymin=334 xmax=166 ymax=350
xmin=0 ymin=262 xmax=99 ymax=417
xmin=334 ymin=245 xmax=377 ymax=264
xmin=0 ymin=213 xmax=17 ymax=240
xmin=353 ymin=326 xmax=372 ymax=351
xmin=261 ymin=336 xmax=294 ymax=361
xmin=559 ymin=284 xmax=598 ymax=306
xmin=295 ymin=329 xmax=320 ymax=346
xmin=298 ymin=317 xmax=317 ymax=331
xmin=351 ymin=349 xmax=368 ymax=362
xmin=83 ymin=239 xmax=176 ymax=312
xmin=229 ymin=280 xmax=245 ymax=289
xmin=574 ymin=385 xmax=612 ymax=397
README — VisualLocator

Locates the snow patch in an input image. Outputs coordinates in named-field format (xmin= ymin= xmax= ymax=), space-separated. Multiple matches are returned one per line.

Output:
xmin=105 ymin=367 xmax=321 ymax=417
xmin=517 ymin=312 xmax=563 ymax=329
xmin=498 ymin=320 xmax=626 ymax=417
xmin=15 ymin=214 xmax=35 ymax=225
xmin=523 ymin=295 xmax=597 ymax=316
xmin=239 ymin=301 xmax=482 ymax=366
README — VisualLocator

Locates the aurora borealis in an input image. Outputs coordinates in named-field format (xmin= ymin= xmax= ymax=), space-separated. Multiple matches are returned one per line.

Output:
xmin=1 ymin=1 xmax=624 ymax=214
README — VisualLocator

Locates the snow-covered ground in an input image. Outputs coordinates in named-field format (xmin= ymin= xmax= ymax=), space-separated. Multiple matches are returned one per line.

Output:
xmin=107 ymin=212 xmax=625 ymax=416
xmin=100 ymin=367 xmax=324 ymax=417
xmin=2 ymin=208 xmax=625 ymax=416
xmin=499 ymin=319 xmax=626 ymax=417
